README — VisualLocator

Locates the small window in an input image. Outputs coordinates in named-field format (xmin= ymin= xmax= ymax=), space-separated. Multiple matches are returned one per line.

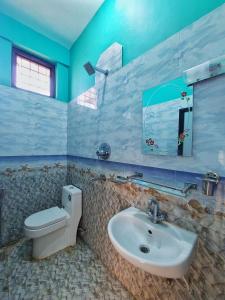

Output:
xmin=12 ymin=47 xmax=55 ymax=97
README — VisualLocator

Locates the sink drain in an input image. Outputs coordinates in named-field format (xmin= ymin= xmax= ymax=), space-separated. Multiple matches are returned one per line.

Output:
xmin=139 ymin=245 xmax=150 ymax=254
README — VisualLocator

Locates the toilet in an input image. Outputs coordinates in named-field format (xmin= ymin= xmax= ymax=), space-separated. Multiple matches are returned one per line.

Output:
xmin=24 ymin=185 xmax=82 ymax=259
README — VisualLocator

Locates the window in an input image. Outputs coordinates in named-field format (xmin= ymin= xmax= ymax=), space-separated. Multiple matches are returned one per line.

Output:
xmin=12 ymin=48 xmax=55 ymax=97
xmin=77 ymin=87 xmax=97 ymax=109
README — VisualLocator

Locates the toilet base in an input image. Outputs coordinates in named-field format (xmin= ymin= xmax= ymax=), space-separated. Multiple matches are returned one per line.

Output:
xmin=33 ymin=226 xmax=77 ymax=259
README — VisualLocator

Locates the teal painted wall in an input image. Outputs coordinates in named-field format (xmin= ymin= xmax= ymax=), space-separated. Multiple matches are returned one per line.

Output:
xmin=0 ymin=37 xmax=11 ymax=86
xmin=0 ymin=13 xmax=70 ymax=102
xmin=143 ymin=77 xmax=193 ymax=107
xmin=56 ymin=63 xmax=69 ymax=102
xmin=70 ymin=0 xmax=225 ymax=100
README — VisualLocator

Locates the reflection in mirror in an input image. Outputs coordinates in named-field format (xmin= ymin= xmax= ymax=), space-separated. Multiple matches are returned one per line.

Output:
xmin=142 ymin=77 xmax=193 ymax=156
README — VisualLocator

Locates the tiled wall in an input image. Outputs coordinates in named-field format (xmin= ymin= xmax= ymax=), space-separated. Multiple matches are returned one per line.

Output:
xmin=0 ymin=156 xmax=67 ymax=246
xmin=0 ymin=85 xmax=68 ymax=245
xmin=1 ymin=5 xmax=225 ymax=299
xmin=66 ymin=6 xmax=225 ymax=299
xmin=68 ymin=4 xmax=225 ymax=177
xmin=0 ymin=85 xmax=67 ymax=156
xmin=67 ymin=158 xmax=225 ymax=300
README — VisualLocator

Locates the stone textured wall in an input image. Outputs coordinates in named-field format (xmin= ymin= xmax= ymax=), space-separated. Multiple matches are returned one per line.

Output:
xmin=67 ymin=161 xmax=225 ymax=300
xmin=0 ymin=158 xmax=67 ymax=246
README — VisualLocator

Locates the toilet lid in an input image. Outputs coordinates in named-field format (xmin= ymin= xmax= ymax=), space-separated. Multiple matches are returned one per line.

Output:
xmin=25 ymin=206 xmax=67 ymax=230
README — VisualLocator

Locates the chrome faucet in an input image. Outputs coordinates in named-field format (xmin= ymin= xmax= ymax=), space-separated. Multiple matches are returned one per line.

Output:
xmin=147 ymin=198 xmax=167 ymax=224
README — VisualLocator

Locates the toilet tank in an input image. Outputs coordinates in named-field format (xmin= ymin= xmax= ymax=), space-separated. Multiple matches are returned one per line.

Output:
xmin=62 ymin=185 xmax=82 ymax=219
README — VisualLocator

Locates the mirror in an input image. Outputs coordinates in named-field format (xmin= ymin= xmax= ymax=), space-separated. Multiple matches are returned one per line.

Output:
xmin=142 ymin=77 xmax=193 ymax=156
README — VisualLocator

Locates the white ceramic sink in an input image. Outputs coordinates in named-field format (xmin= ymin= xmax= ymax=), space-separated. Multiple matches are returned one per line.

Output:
xmin=108 ymin=207 xmax=197 ymax=278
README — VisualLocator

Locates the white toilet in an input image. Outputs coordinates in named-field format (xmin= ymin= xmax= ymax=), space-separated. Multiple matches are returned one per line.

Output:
xmin=24 ymin=185 xmax=82 ymax=259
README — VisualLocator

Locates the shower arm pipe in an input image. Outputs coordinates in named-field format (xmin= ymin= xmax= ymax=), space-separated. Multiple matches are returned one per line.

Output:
xmin=94 ymin=66 xmax=109 ymax=76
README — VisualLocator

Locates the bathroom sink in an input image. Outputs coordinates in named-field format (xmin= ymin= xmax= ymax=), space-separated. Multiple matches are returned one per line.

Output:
xmin=107 ymin=207 xmax=197 ymax=278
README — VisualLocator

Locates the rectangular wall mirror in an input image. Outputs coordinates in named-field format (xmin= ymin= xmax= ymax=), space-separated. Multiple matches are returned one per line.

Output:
xmin=142 ymin=77 xmax=193 ymax=156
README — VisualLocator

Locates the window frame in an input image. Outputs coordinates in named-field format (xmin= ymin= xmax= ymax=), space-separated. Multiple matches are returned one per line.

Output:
xmin=12 ymin=47 xmax=55 ymax=98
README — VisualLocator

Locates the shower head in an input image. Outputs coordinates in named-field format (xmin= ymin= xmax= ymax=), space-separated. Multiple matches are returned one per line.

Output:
xmin=83 ymin=62 xmax=95 ymax=75
xmin=83 ymin=62 xmax=108 ymax=76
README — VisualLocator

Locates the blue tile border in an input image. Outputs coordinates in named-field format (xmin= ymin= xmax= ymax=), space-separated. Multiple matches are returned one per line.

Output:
xmin=67 ymin=154 xmax=196 ymax=173
xmin=0 ymin=155 xmax=224 ymax=186
xmin=0 ymin=155 xmax=67 ymax=168
xmin=0 ymin=155 xmax=67 ymax=163
xmin=67 ymin=155 xmax=207 ymax=187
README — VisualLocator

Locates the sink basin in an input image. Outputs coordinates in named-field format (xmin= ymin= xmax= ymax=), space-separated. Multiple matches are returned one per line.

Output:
xmin=107 ymin=207 xmax=197 ymax=278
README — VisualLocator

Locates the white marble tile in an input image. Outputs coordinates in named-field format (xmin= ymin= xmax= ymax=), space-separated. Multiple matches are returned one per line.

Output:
xmin=68 ymin=4 xmax=225 ymax=176
xmin=0 ymin=85 xmax=67 ymax=156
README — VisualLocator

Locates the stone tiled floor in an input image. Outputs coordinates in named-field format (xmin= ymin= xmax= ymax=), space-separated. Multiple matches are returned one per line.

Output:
xmin=0 ymin=238 xmax=132 ymax=300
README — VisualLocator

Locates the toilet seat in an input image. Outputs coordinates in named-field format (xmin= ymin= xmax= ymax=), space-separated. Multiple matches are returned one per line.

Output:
xmin=24 ymin=207 xmax=70 ymax=239
xmin=25 ymin=206 xmax=67 ymax=230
